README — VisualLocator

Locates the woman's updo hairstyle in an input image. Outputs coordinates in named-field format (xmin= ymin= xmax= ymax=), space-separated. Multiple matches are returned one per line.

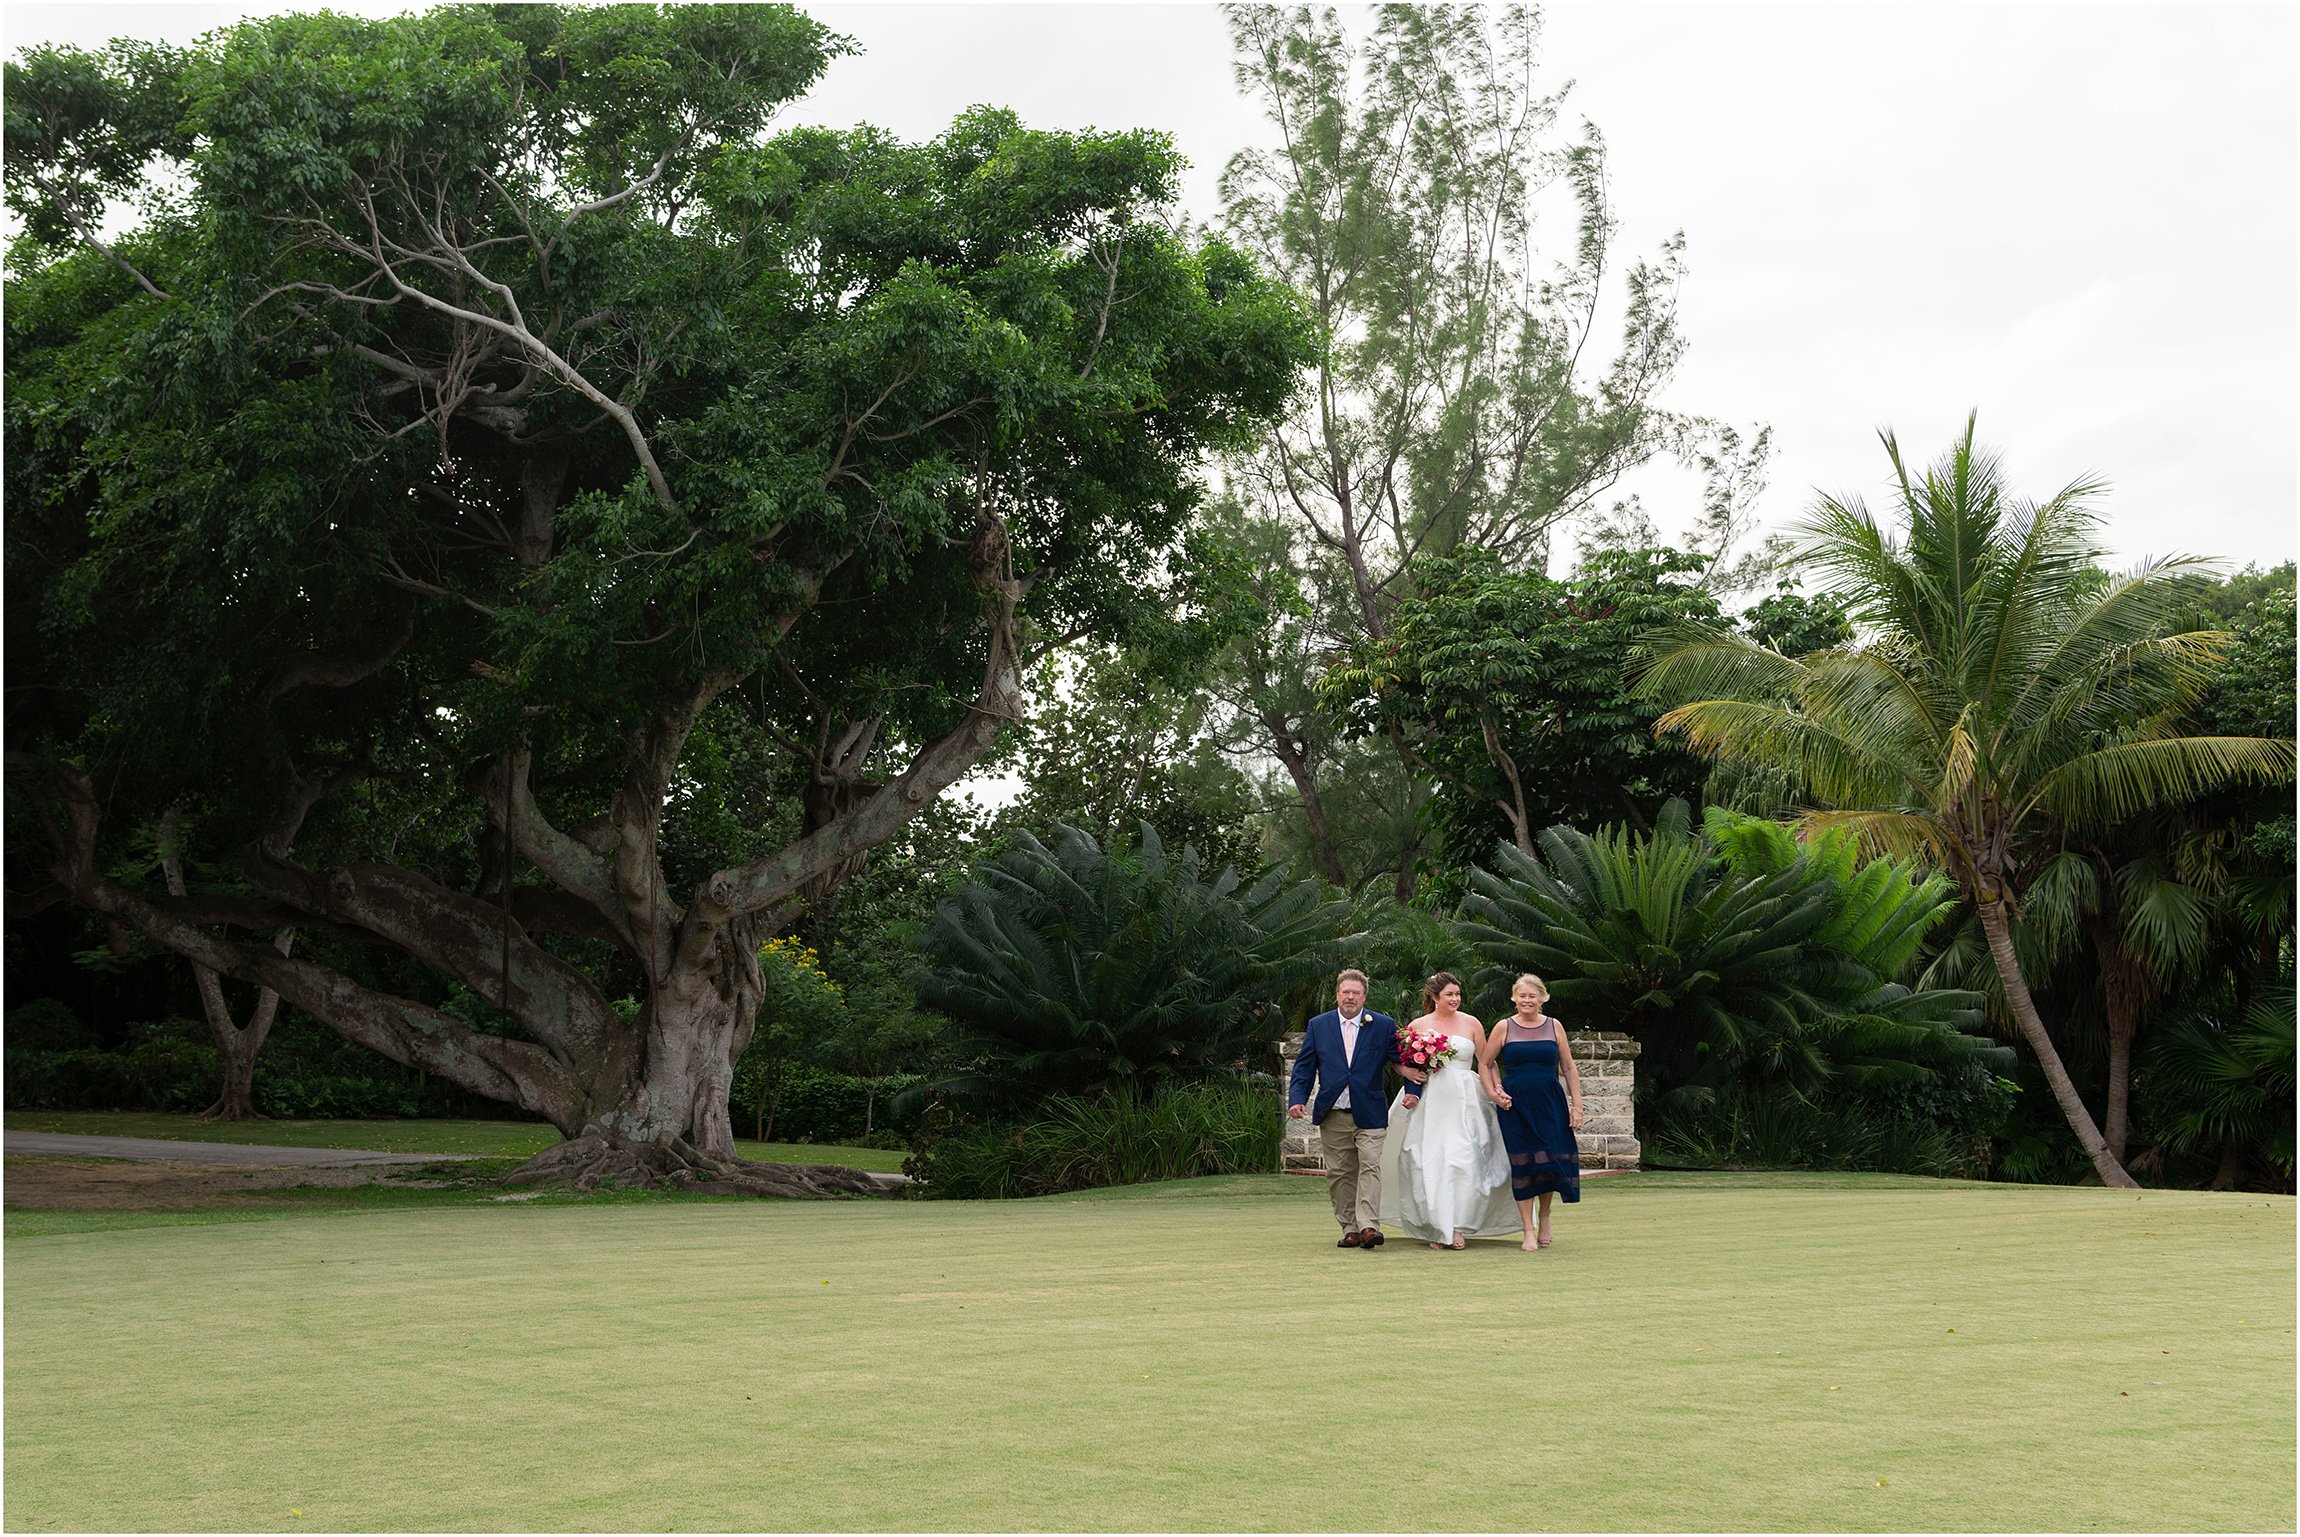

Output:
xmin=1423 ymin=971 xmax=1463 ymax=1013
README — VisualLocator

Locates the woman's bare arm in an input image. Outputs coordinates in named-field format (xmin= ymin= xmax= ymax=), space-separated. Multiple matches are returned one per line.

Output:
xmin=1479 ymin=1021 xmax=1509 ymax=1103
xmin=1556 ymin=1019 xmax=1583 ymax=1127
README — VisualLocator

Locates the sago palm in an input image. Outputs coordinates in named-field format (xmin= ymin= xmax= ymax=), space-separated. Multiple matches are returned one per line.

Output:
xmin=916 ymin=822 xmax=1360 ymax=1103
xmin=1455 ymin=800 xmax=1989 ymax=1101
xmin=1636 ymin=416 xmax=2295 ymax=1187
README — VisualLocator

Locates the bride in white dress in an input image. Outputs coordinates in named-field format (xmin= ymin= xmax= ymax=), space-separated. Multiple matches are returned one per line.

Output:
xmin=1379 ymin=972 xmax=1519 ymax=1248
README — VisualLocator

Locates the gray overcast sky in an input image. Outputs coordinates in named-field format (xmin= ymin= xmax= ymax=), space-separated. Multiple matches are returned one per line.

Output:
xmin=8 ymin=1 xmax=2295 ymax=574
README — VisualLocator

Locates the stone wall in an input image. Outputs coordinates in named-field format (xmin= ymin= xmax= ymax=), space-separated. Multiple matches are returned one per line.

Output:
xmin=1277 ymin=1029 xmax=1641 ymax=1174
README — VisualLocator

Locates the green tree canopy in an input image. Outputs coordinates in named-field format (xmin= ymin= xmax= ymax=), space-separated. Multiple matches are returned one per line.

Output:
xmin=1320 ymin=547 xmax=1723 ymax=874
xmin=5 ymin=4 xmax=1311 ymax=1191
xmin=1210 ymin=3 xmax=1767 ymax=896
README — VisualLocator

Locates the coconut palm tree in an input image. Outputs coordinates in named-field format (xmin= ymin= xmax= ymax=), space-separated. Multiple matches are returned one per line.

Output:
xmin=1635 ymin=416 xmax=2295 ymax=1187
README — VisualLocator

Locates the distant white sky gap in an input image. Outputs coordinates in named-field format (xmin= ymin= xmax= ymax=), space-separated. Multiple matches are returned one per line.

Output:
xmin=7 ymin=0 xmax=2293 ymax=574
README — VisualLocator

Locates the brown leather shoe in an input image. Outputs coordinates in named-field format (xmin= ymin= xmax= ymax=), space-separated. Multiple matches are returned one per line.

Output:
xmin=1358 ymin=1227 xmax=1385 ymax=1249
xmin=1336 ymin=1229 xmax=1362 ymax=1247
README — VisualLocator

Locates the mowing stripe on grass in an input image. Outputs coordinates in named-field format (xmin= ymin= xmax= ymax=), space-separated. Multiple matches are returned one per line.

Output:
xmin=5 ymin=1172 xmax=2290 ymax=1531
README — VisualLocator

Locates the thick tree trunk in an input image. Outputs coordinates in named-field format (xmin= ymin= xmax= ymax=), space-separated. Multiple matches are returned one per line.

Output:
xmin=497 ymin=964 xmax=888 ymax=1196
xmin=200 ymin=993 xmax=276 ymax=1120
xmin=2209 ymin=1143 xmax=2245 ymax=1192
xmin=1978 ymin=900 xmax=2138 ymax=1189
xmin=159 ymin=811 xmax=288 ymax=1120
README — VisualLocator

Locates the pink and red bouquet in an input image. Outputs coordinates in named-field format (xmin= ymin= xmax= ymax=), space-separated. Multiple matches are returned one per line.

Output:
xmin=1396 ymin=1020 xmax=1457 ymax=1074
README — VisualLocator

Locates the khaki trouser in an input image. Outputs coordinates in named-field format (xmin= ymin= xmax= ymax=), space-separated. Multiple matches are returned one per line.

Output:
xmin=1318 ymin=1109 xmax=1385 ymax=1232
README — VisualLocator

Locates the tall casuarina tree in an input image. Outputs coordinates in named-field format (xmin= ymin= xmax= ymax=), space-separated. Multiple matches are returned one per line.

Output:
xmin=1635 ymin=417 xmax=2294 ymax=1188
xmin=1213 ymin=3 xmax=1767 ymax=895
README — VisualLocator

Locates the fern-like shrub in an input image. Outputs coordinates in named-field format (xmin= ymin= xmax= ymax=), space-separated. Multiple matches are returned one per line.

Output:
xmin=1457 ymin=800 xmax=2006 ymax=1115
xmin=915 ymin=822 xmax=1360 ymax=1103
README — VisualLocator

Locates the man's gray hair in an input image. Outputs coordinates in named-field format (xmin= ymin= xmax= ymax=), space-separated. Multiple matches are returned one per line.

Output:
xmin=1336 ymin=968 xmax=1369 ymax=988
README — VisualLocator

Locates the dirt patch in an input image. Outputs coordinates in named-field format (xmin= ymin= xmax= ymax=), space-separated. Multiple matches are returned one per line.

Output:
xmin=2 ymin=1156 xmax=462 ymax=1211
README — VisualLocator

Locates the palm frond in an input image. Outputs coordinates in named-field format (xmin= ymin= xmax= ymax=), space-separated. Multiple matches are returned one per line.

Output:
xmin=2028 ymin=736 xmax=2297 ymax=831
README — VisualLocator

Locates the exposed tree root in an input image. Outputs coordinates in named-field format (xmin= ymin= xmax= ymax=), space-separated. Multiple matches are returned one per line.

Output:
xmin=502 ymin=1132 xmax=895 ymax=1199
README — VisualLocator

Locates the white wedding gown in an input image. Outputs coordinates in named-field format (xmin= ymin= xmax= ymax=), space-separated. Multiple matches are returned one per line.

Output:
xmin=1379 ymin=1034 xmax=1520 ymax=1242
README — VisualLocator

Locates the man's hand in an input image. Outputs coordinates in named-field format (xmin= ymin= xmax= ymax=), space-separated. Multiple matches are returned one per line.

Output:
xmin=1287 ymin=1103 xmax=1307 ymax=1120
xmin=1400 ymin=1066 xmax=1429 ymax=1084
xmin=1402 ymin=1094 xmax=1419 ymax=1110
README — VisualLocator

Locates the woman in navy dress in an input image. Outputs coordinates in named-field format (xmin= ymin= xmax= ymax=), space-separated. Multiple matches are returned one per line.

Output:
xmin=1476 ymin=973 xmax=1583 ymax=1251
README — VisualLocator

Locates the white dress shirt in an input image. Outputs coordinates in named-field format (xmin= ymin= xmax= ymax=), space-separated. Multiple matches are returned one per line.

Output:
xmin=1333 ymin=1011 xmax=1363 ymax=1110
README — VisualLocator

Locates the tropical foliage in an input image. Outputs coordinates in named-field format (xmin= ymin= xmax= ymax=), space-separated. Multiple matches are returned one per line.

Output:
xmin=4 ymin=5 xmax=1310 ymax=1189
xmin=905 ymin=1077 xmax=1279 ymax=1199
xmin=1209 ymin=3 xmax=1766 ymax=898
xmin=4 ymin=6 xmax=2287 ymax=1199
xmin=1321 ymin=549 xmax=1726 ymax=873
xmin=1456 ymin=800 xmax=2001 ymax=1106
xmin=2140 ymin=988 xmax=2294 ymax=1187
xmin=915 ymin=822 xmax=1358 ymax=1102
xmin=1637 ymin=417 xmax=2295 ymax=1187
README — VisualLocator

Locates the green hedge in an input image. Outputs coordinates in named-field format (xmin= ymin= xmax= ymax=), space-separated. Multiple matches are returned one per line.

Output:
xmin=2 ymin=1012 xmax=508 ymax=1119
xmin=732 ymin=1064 xmax=922 ymax=1148
xmin=4 ymin=1003 xmax=926 ymax=1142
xmin=1643 ymin=1068 xmax=2016 ymax=1180
xmin=907 ymin=1077 xmax=1281 ymax=1199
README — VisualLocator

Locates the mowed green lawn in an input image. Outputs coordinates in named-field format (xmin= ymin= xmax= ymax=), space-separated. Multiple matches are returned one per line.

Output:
xmin=1 ymin=1110 xmax=906 ymax=1172
xmin=4 ymin=1171 xmax=2290 ymax=1532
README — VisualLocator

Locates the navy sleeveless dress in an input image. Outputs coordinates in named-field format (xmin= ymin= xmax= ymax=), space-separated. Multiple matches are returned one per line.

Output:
xmin=1495 ymin=1017 xmax=1580 ymax=1203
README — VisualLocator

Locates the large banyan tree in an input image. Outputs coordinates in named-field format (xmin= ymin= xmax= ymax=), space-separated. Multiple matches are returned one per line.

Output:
xmin=4 ymin=5 xmax=1308 ymax=1191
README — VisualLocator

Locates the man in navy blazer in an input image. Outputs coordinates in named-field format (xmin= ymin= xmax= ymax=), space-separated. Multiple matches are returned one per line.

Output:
xmin=1288 ymin=968 xmax=1426 ymax=1248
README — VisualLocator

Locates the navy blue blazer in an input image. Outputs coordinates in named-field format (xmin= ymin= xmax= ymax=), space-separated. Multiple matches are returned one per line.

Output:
xmin=1288 ymin=1009 xmax=1404 ymax=1127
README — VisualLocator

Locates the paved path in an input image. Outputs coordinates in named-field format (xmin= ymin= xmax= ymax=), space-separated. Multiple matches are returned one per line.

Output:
xmin=5 ymin=1133 xmax=908 ymax=1187
xmin=4 ymin=1133 xmax=474 ymax=1167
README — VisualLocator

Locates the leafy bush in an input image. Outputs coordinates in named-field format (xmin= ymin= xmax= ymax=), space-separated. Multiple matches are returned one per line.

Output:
xmin=2 ymin=1013 xmax=516 ymax=1119
xmin=5 ymin=999 xmax=95 ymax=1052
xmin=1349 ymin=901 xmax=1477 ymax=1024
xmin=1457 ymin=800 xmax=2002 ymax=1104
xmin=906 ymin=1077 xmax=1280 ymax=1198
xmin=2139 ymin=987 xmax=2295 ymax=1185
xmin=916 ymin=822 xmax=1359 ymax=1103
xmin=1647 ymin=1061 xmax=2016 ymax=1179
xmin=4 ymin=1018 xmax=218 ymax=1113
xmin=734 ymin=1064 xmax=924 ymax=1148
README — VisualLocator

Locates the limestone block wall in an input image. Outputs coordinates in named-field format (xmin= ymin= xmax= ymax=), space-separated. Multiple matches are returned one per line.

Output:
xmin=1276 ymin=1028 xmax=1641 ymax=1174
xmin=1571 ymin=1031 xmax=1642 ymax=1171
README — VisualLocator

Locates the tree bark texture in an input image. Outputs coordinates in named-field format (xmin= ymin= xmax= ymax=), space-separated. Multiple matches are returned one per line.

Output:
xmin=2209 ymin=1143 xmax=2245 ymax=1192
xmin=1977 ymin=899 xmax=2138 ymax=1189
xmin=2090 ymin=926 xmax=2151 ymax=1165
xmin=15 ymin=518 xmax=1027 ymax=1196
xmin=1262 ymin=716 xmax=1345 ymax=887
xmin=159 ymin=809 xmax=290 ymax=1121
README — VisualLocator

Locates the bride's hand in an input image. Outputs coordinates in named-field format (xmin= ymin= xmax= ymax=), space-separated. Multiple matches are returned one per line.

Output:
xmin=1491 ymin=1089 xmax=1512 ymax=1109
